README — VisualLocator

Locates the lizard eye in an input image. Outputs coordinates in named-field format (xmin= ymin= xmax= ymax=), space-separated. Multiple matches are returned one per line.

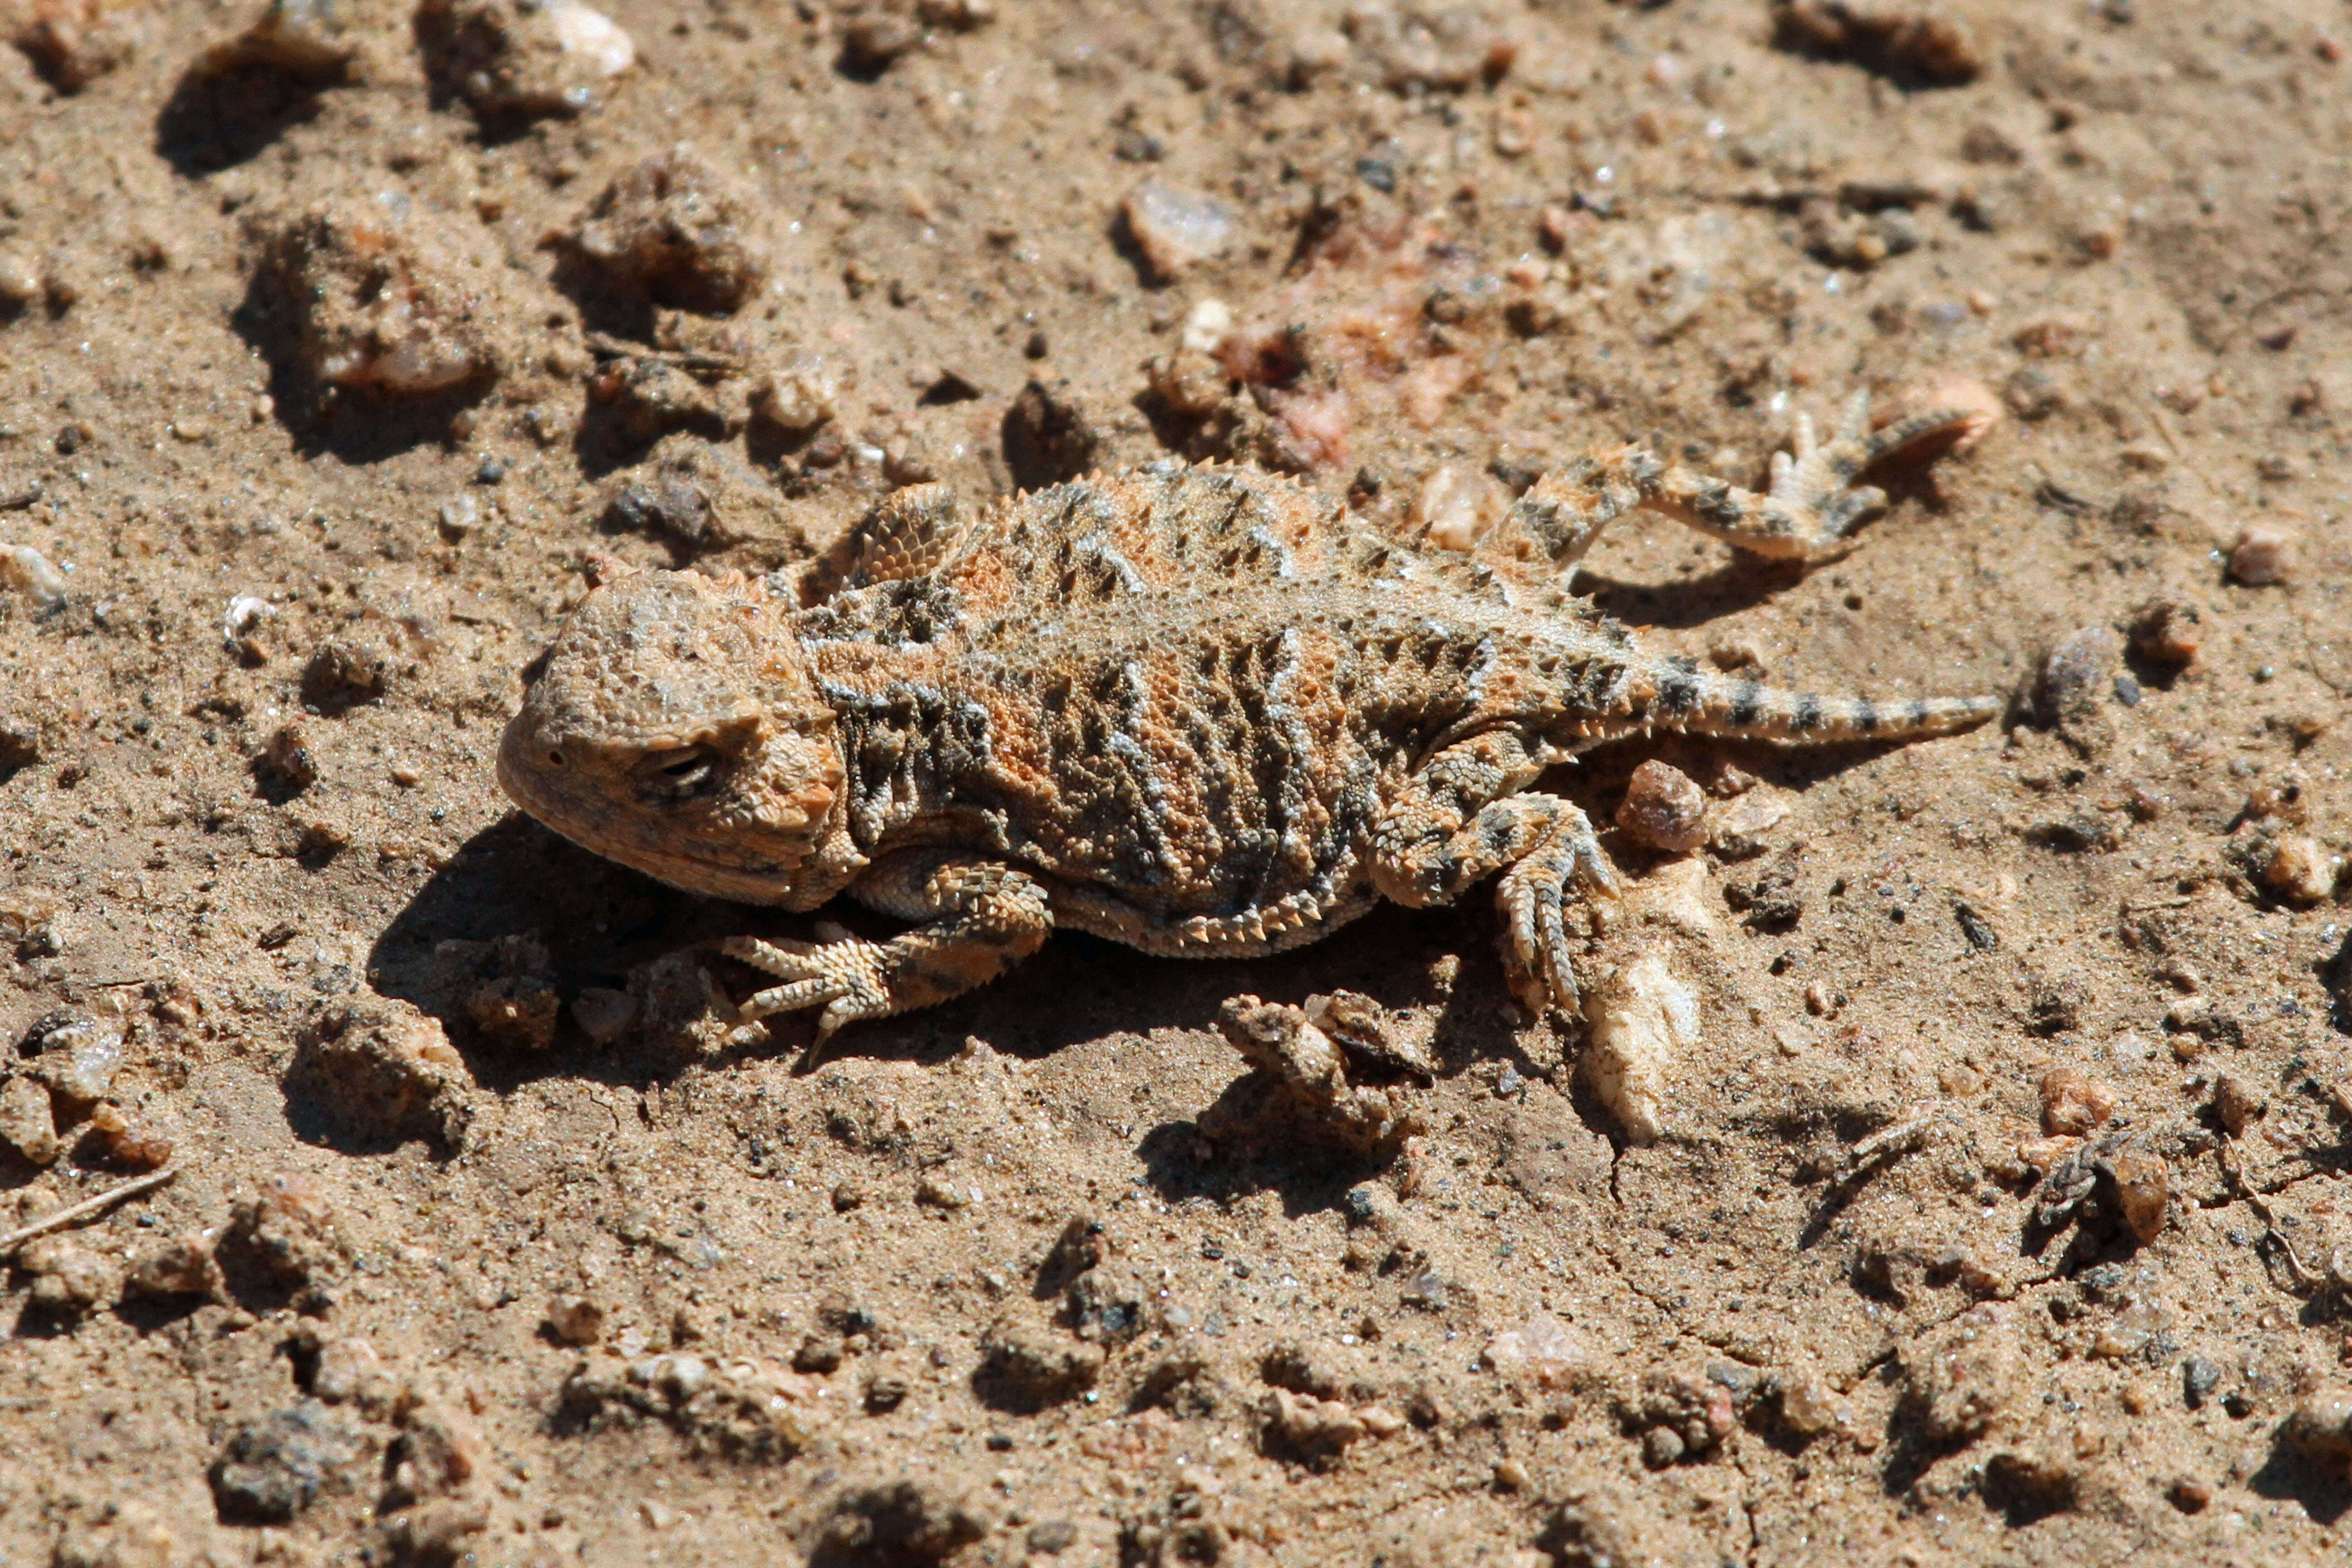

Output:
xmin=636 ymin=744 xmax=722 ymax=803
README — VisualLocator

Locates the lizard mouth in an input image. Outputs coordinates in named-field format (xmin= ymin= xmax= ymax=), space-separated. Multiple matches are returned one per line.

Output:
xmin=495 ymin=738 xmax=804 ymax=906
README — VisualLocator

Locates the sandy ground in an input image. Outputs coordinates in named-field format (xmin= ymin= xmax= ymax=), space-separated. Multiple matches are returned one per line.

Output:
xmin=1 ymin=0 xmax=2350 ymax=1563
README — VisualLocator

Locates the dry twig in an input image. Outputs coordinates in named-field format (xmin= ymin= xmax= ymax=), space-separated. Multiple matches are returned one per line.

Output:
xmin=0 ymin=1167 xmax=177 ymax=1254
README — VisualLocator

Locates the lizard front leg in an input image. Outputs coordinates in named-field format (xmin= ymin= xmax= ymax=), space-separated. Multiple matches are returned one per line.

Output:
xmin=1368 ymin=732 xmax=1621 ymax=1014
xmin=721 ymin=850 xmax=1053 ymax=1038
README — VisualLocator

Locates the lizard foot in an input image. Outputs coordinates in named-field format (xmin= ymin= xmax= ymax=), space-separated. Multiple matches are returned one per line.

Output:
xmin=721 ymin=925 xmax=893 ymax=1039
xmin=1495 ymin=817 xmax=1623 ymax=1017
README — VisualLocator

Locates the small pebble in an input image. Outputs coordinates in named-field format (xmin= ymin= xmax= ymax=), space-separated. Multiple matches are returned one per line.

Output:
xmin=475 ymin=456 xmax=508 ymax=485
xmin=1179 ymin=297 xmax=1233 ymax=355
xmin=1616 ymin=760 xmax=1709 ymax=854
xmin=545 ymin=1294 xmax=606 ymax=1345
xmin=0 ymin=249 xmax=41 ymax=306
xmin=2246 ymin=778 xmax=2314 ymax=825
xmin=2107 ymin=1148 xmax=2170 ymax=1243
xmin=1583 ymin=954 xmax=1692 ymax=1145
xmin=569 ymin=986 xmax=636 ymax=1046
xmin=0 ymin=1076 xmax=59 ymax=1166
xmin=21 ymin=1236 xmax=119 ymax=1317
xmin=1779 ymin=1370 xmax=1845 ymax=1438
xmin=1481 ymin=1314 xmax=1592 ymax=1390
xmin=1122 ymin=183 xmax=1238 ymax=283
xmin=2227 ymin=524 xmax=2296 ymax=586
xmin=126 ymin=1235 xmax=224 ymax=1301
xmin=915 ymin=1174 xmax=969 ymax=1210
xmin=569 ymin=149 xmax=769 ymax=315
xmin=2211 ymin=1075 xmax=2265 ymax=1138
xmin=2264 ymin=836 xmax=2342 ymax=906
xmin=1410 ymin=464 xmax=1505 ymax=551
xmin=2038 ymin=626 xmax=2121 ymax=754
xmin=26 ymin=1012 xmax=123 ymax=1107
xmin=2284 ymin=1392 xmax=2352 ymax=1463
xmin=2039 ymin=1068 xmax=2117 ymax=1136
xmin=751 ymin=358 xmax=840 ymax=434
xmin=653 ymin=1352 xmax=708 ymax=1401
xmin=259 ymin=725 xmax=318 ymax=792
xmin=260 ymin=204 xmax=511 ymax=397
xmin=87 ymin=1102 xmax=173 ymax=1170
xmin=418 ymin=0 xmax=635 ymax=119
xmin=194 ymin=0 xmax=368 ymax=79
xmin=303 ymin=639 xmax=388 ymax=707
xmin=839 ymin=10 xmax=919 ymax=70
xmin=1 ymin=544 xmax=69 ymax=608
xmin=223 ymin=593 xmax=274 ymax=659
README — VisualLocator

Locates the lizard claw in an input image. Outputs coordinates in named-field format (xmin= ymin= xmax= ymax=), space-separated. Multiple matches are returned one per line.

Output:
xmin=1495 ymin=826 xmax=1621 ymax=1018
xmin=721 ymin=933 xmax=892 ymax=1035
xmin=1765 ymin=393 xmax=1887 ymax=555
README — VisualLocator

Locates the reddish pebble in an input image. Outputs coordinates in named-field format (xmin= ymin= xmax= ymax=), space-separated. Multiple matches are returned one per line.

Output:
xmin=1616 ymin=760 xmax=1708 ymax=854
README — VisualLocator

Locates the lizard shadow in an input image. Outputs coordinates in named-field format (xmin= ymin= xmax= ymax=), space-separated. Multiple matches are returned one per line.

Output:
xmin=368 ymin=813 xmax=1572 ymax=1193
xmin=2250 ymin=1439 xmax=2352 ymax=1526
xmin=366 ymin=813 xmax=778 ymax=1095
xmin=377 ymin=717 xmax=1966 ymax=1138
xmin=1572 ymin=554 xmax=1807 ymax=631
xmin=1572 ymin=470 xmax=1965 ymax=633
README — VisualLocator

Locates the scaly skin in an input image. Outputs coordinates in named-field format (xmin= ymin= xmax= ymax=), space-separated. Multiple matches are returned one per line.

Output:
xmin=499 ymin=396 xmax=2000 ymax=1036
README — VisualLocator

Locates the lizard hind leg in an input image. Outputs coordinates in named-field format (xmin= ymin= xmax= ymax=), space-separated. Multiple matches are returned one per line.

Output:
xmin=1492 ymin=804 xmax=1621 ymax=1016
xmin=1368 ymin=732 xmax=1622 ymax=1016
xmin=1501 ymin=392 xmax=1988 ymax=570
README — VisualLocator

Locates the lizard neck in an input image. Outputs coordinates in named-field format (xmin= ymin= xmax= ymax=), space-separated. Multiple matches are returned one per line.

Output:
xmin=796 ymin=641 xmax=966 ymax=852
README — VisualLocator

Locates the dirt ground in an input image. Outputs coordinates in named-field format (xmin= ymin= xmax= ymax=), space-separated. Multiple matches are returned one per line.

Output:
xmin=2 ymin=0 xmax=2350 ymax=1563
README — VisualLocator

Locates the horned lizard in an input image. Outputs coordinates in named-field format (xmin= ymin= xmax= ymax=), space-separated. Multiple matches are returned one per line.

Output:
xmin=500 ymin=396 xmax=1999 ymax=1037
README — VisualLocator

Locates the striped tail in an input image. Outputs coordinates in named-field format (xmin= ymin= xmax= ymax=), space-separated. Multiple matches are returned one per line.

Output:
xmin=1642 ymin=658 xmax=2004 ymax=743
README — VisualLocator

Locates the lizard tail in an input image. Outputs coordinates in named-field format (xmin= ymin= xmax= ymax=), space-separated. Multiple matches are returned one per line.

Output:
xmin=1637 ymin=658 xmax=2005 ymax=743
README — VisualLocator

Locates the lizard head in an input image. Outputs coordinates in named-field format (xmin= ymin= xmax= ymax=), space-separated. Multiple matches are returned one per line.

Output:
xmin=497 ymin=568 xmax=864 ymax=908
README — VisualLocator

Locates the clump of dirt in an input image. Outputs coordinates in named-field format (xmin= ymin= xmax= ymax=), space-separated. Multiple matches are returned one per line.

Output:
xmin=2 ymin=0 xmax=2351 ymax=1563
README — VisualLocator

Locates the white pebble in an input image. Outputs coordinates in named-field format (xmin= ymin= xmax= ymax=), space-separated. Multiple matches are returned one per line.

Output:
xmin=0 ymin=250 xmax=41 ymax=306
xmin=751 ymin=358 xmax=839 ymax=434
xmin=548 ymin=0 xmax=635 ymax=78
xmin=2266 ymin=836 xmax=2342 ymax=906
xmin=1481 ymin=1313 xmax=1592 ymax=1388
xmin=1582 ymin=953 xmax=1695 ymax=1146
xmin=652 ymin=1352 xmax=709 ymax=1401
xmin=1122 ymin=183 xmax=1237 ymax=283
xmin=1180 ymin=298 xmax=1234 ymax=354
xmin=35 ymin=1017 xmax=122 ymax=1104
xmin=1411 ymin=465 xmax=1505 ymax=551
xmin=223 ymin=593 xmax=273 ymax=645
xmin=2 ymin=544 xmax=67 ymax=608
xmin=2228 ymin=523 xmax=2296 ymax=587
